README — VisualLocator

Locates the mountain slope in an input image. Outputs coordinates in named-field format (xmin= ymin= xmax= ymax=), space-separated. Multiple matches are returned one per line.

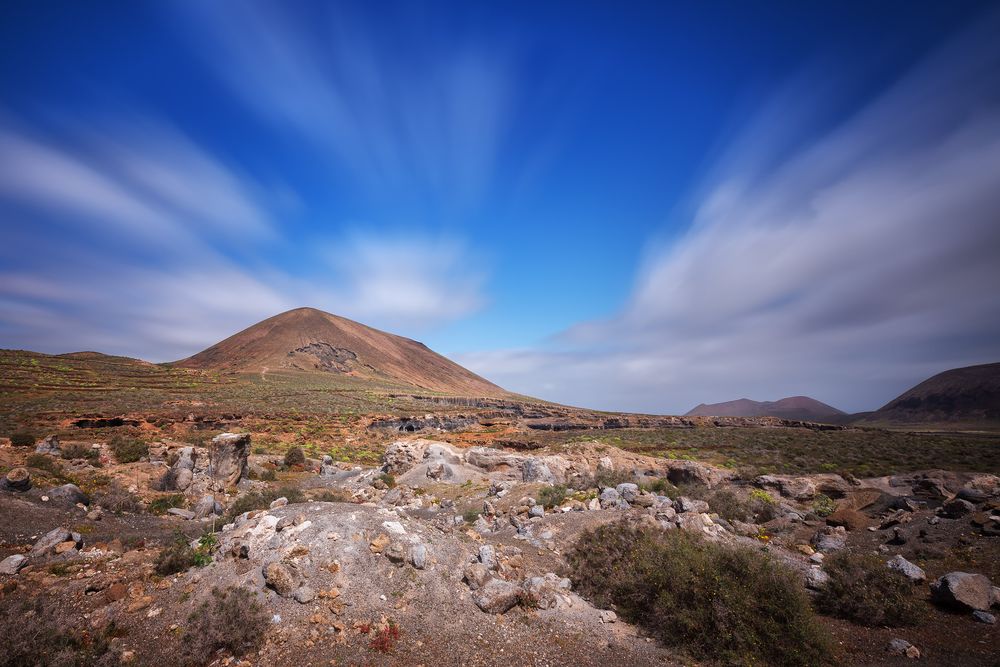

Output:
xmin=861 ymin=362 xmax=1000 ymax=425
xmin=685 ymin=396 xmax=845 ymax=421
xmin=172 ymin=307 xmax=506 ymax=397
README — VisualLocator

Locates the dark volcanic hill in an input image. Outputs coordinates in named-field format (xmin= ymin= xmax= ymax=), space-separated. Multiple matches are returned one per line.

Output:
xmin=172 ymin=307 xmax=506 ymax=397
xmin=861 ymin=362 xmax=1000 ymax=425
xmin=685 ymin=396 xmax=845 ymax=421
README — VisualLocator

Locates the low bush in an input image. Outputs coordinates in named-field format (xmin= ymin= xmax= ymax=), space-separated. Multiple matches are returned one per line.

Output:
xmin=222 ymin=485 xmax=303 ymax=523
xmin=706 ymin=488 xmax=749 ymax=522
xmin=156 ymin=534 xmax=199 ymax=575
xmin=178 ymin=587 xmax=268 ymax=665
xmin=95 ymin=483 xmax=142 ymax=514
xmin=260 ymin=468 xmax=277 ymax=481
xmin=9 ymin=431 xmax=35 ymax=447
xmin=109 ymin=434 xmax=148 ymax=463
xmin=378 ymin=472 xmax=397 ymax=488
xmin=569 ymin=521 xmax=832 ymax=666
xmin=538 ymin=484 xmax=568 ymax=509
xmin=61 ymin=442 xmax=98 ymax=461
xmin=153 ymin=468 xmax=178 ymax=491
xmin=283 ymin=446 xmax=305 ymax=468
xmin=814 ymin=551 xmax=924 ymax=627
xmin=594 ymin=468 xmax=634 ymax=489
xmin=0 ymin=597 xmax=120 ymax=666
xmin=155 ymin=532 xmax=216 ymax=575
xmin=147 ymin=493 xmax=186 ymax=515
xmin=313 ymin=488 xmax=353 ymax=503
xmin=25 ymin=453 xmax=60 ymax=474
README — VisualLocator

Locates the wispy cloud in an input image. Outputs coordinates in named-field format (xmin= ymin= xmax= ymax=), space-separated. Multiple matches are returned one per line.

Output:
xmin=179 ymin=2 xmax=517 ymax=213
xmin=460 ymin=14 xmax=1000 ymax=414
xmin=0 ymin=112 xmax=489 ymax=360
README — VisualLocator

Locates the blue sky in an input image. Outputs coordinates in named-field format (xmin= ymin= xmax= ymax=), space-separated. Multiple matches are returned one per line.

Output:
xmin=2 ymin=1 xmax=999 ymax=414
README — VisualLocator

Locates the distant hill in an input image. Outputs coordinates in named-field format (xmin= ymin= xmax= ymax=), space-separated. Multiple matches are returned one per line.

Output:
xmin=685 ymin=396 xmax=846 ymax=421
xmin=172 ymin=307 xmax=506 ymax=397
xmin=859 ymin=362 xmax=1000 ymax=426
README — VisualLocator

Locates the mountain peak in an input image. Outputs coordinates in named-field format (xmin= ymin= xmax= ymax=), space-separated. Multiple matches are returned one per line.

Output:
xmin=684 ymin=395 xmax=845 ymax=421
xmin=172 ymin=307 xmax=504 ymax=397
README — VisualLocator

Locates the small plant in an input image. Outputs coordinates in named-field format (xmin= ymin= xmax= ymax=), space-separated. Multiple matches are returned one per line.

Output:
xmin=463 ymin=508 xmax=482 ymax=523
xmin=109 ymin=434 xmax=148 ymax=463
xmin=260 ymin=468 xmax=277 ymax=481
xmin=538 ymin=484 xmax=568 ymax=509
xmin=314 ymin=488 xmax=353 ymax=503
xmin=192 ymin=532 xmax=218 ymax=567
xmin=368 ymin=619 xmax=401 ymax=654
xmin=706 ymin=488 xmax=749 ymax=522
xmin=378 ymin=472 xmax=397 ymax=488
xmin=815 ymin=551 xmax=924 ymax=627
xmin=148 ymin=494 xmax=186 ymax=515
xmin=749 ymin=487 xmax=779 ymax=522
xmin=179 ymin=587 xmax=268 ymax=665
xmin=283 ymin=446 xmax=305 ymax=468
xmin=812 ymin=494 xmax=836 ymax=517
xmin=9 ymin=431 xmax=35 ymax=447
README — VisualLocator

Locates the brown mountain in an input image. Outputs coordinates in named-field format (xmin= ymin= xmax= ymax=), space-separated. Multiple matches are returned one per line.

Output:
xmin=860 ymin=362 xmax=1000 ymax=426
xmin=172 ymin=307 xmax=506 ymax=397
xmin=685 ymin=396 xmax=845 ymax=421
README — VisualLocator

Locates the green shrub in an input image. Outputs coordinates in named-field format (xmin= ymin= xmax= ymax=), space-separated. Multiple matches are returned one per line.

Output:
xmin=109 ymin=434 xmax=148 ymax=463
xmin=378 ymin=472 xmax=397 ymax=488
xmin=462 ymin=508 xmax=482 ymax=523
xmin=260 ymin=468 xmax=277 ymax=481
xmin=148 ymin=494 xmax=186 ymax=515
xmin=594 ymin=468 xmax=633 ymax=489
xmin=179 ymin=587 xmax=268 ymax=665
xmin=815 ymin=551 xmax=924 ymax=627
xmin=569 ymin=521 xmax=832 ymax=666
xmin=749 ymin=488 xmax=779 ymax=522
xmin=812 ymin=494 xmax=836 ymax=518
xmin=283 ymin=446 xmax=305 ymax=468
xmin=9 ymin=431 xmax=35 ymax=447
xmin=538 ymin=484 xmax=568 ymax=509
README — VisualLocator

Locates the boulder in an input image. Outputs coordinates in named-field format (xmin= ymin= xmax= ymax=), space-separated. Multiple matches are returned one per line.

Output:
xmin=811 ymin=528 xmax=847 ymax=553
xmin=887 ymin=639 xmax=920 ymax=659
xmin=30 ymin=527 xmax=79 ymax=558
xmin=972 ymin=610 xmax=996 ymax=624
xmin=677 ymin=497 xmax=709 ymax=514
xmin=409 ymin=544 xmax=427 ymax=569
xmin=426 ymin=461 xmax=454 ymax=480
xmin=47 ymin=483 xmax=89 ymax=506
xmin=826 ymin=509 xmax=870 ymax=531
xmin=463 ymin=562 xmax=491 ymax=590
xmin=521 ymin=573 xmax=571 ymax=610
xmin=0 ymin=554 xmax=27 ymax=575
xmin=473 ymin=578 xmax=521 ymax=614
xmin=167 ymin=508 xmax=195 ymax=520
xmin=599 ymin=487 xmax=622 ymax=509
xmin=192 ymin=495 xmax=222 ymax=520
xmin=616 ymin=483 xmax=640 ymax=504
xmin=209 ymin=433 xmax=250 ymax=487
xmin=941 ymin=499 xmax=976 ymax=518
xmin=174 ymin=468 xmax=193 ymax=492
xmin=1 ymin=467 xmax=31 ymax=492
xmin=293 ymin=586 xmax=316 ymax=604
xmin=34 ymin=435 xmax=60 ymax=455
xmin=478 ymin=545 xmax=497 ymax=570
xmin=522 ymin=459 xmax=555 ymax=484
xmin=805 ymin=566 xmax=829 ymax=590
xmin=528 ymin=505 xmax=544 ymax=519
xmin=319 ymin=455 xmax=336 ymax=476
xmin=930 ymin=572 xmax=993 ymax=611
xmin=263 ymin=562 xmax=298 ymax=597
xmin=382 ymin=440 xmax=431 ymax=475
xmin=887 ymin=555 xmax=926 ymax=583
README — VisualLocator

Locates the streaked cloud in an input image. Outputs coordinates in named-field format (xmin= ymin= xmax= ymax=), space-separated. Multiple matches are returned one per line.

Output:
xmin=459 ymin=14 xmax=1000 ymax=414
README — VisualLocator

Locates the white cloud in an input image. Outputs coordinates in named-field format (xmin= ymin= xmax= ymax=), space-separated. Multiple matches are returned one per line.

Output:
xmin=460 ymin=15 xmax=1000 ymax=414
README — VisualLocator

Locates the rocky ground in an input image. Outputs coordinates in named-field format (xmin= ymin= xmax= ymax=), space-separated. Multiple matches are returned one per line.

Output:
xmin=1 ymin=429 xmax=999 ymax=666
